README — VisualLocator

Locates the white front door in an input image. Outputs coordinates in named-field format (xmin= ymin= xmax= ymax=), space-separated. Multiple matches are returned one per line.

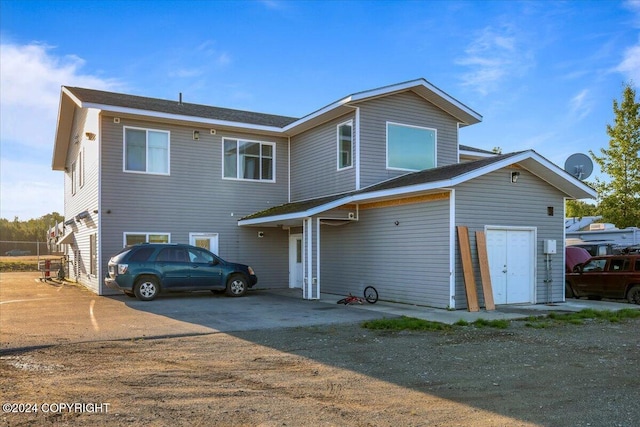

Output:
xmin=189 ymin=233 xmax=219 ymax=255
xmin=289 ymin=234 xmax=303 ymax=288
xmin=486 ymin=228 xmax=535 ymax=304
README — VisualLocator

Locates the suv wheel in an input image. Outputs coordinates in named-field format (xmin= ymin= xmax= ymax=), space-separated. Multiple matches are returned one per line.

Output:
xmin=134 ymin=276 xmax=160 ymax=301
xmin=627 ymin=285 xmax=640 ymax=305
xmin=226 ymin=275 xmax=247 ymax=297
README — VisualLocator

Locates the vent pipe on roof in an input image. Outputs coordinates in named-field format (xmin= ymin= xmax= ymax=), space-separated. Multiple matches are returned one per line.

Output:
xmin=179 ymin=92 xmax=183 ymax=105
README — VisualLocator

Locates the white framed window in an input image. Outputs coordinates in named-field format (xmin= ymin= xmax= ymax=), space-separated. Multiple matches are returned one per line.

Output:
xmin=90 ymin=233 xmax=97 ymax=276
xmin=124 ymin=232 xmax=170 ymax=246
xmin=386 ymin=122 xmax=436 ymax=171
xmin=71 ymin=160 xmax=77 ymax=195
xmin=78 ymin=148 xmax=85 ymax=189
xmin=223 ymin=138 xmax=275 ymax=181
xmin=337 ymin=120 xmax=353 ymax=170
xmin=124 ymin=127 xmax=170 ymax=174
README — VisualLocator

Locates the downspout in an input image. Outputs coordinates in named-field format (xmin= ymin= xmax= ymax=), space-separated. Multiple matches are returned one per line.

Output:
xmin=288 ymin=137 xmax=291 ymax=202
xmin=97 ymin=112 xmax=103 ymax=295
xmin=355 ymin=107 xmax=361 ymax=190
xmin=449 ymin=188 xmax=456 ymax=309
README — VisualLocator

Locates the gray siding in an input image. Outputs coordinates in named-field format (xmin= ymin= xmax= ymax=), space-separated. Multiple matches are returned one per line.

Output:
xmin=320 ymin=198 xmax=452 ymax=308
xmin=358 ymin=91 xmax=459 ymax=188
xmin=290 ymin=113 xmax=356 ymax=201
xmin=63 ymin=107 xmax=100 ymax=292
xmin=99 ymin=115 xmax=291 ymax=292
xmin=455 ymin=168 xmax=567 ymax=309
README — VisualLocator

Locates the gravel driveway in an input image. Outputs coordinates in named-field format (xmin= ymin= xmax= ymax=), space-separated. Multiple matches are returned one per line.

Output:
xmin=2 ymin=272 xmax=639 ymax=426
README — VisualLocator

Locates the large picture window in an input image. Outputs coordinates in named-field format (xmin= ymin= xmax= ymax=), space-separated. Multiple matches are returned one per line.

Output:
xmin=223 ymin=138 xmax=274 ymax=181
xmin=337 ymin=121 xmax=353 ymax=169
xmin=386 ymin=122 xmax=436 ymax=171
xmin=124 ymin=127 xmax=170 ymax=174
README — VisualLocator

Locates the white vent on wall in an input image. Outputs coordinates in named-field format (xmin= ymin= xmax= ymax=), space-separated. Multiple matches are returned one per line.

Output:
xmin=210 ymin=129 xmax=216 ymax=135
xmin=113 ymin=117 xmax=120 ymax=123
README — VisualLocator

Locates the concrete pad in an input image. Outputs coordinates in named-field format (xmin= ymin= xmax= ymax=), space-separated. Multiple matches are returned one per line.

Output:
xmin=2 ymin=272 xmax=638 ymax=354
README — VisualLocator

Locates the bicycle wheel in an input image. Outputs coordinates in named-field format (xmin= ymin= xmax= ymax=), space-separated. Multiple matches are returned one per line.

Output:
xmin=363 ymin=286 xmax=378 ymax=304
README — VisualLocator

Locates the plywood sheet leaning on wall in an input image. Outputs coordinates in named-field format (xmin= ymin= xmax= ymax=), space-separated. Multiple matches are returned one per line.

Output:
xmin=457 ymin=226 xmax=479 ymax=312
xmin=475 ymin=231 xmax=495 ymax=311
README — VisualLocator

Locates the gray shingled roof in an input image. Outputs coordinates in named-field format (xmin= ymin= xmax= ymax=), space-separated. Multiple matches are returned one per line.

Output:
xmin=241 ymin=152 xmax=524 ymax=220
xmin=64 ymin=87 xmax=299 ymax=128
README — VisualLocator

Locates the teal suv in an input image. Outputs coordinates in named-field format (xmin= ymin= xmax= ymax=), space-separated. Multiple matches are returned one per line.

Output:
xmin=105 ymin=243 xmax=258 ymax=301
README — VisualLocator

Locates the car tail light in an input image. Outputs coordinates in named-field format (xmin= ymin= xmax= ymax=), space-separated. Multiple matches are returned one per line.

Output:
xmin=118 ymin=264 xmax=128 ymax=275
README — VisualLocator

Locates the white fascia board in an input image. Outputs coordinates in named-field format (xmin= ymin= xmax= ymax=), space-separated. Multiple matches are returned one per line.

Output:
xmin=282 ymin=97 xmax=353 ymax=133
xmin=79 ymin=102 xmax=284 ymax=134
xmin=282 ymin=78 xmax=482 ymax=133
xmin=62 ymin=86 xmax=84 ymax=107
xmin=522 ymin=151 xmax=597 ymax=199
xmin=237 ymin=196 xmax=357 ymax=226
xmin=349 ymin=78 xmax=482 ymax=122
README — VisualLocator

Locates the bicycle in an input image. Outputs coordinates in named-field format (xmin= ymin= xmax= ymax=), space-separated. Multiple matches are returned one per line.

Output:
xmin=337 ymin=286 xmax=378 ymax=305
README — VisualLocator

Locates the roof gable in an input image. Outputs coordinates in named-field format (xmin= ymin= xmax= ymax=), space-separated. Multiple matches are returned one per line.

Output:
xmin=239 ymin=150 xmax=597 ymax=225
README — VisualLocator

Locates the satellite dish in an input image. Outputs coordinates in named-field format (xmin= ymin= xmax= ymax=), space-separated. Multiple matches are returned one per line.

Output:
xmin=564 ymin=153 xmax=593 ymax=180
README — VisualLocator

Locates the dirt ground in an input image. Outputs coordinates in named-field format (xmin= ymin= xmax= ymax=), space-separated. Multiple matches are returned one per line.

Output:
xmin=1 ymin=273 xmax=639 ymax=426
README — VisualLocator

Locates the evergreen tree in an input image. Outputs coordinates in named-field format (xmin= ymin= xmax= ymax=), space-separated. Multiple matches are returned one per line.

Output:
xmin=590 ymin=83 xmax=640 ymax=228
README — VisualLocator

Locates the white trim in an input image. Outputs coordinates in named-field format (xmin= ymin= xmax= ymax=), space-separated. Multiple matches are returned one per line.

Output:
xmin=449 ymin=189 xmax=456 ymax=310
xmin=189 ymin=232 xmax=219 ymax=255
xmin=484 ymin=225 xmax=537 ymax=304
xmin=355 ymin=107 xmax=361 ymax=190
xmin=281 ymin=78 xmax=482 ymax=133
xmin=336 ymin=120 xmax=354 ymax=171
xmin=386 ymin=121 xmax=437 ymax=171
xmin=238 ymin=150 xmax=597 ymax=226
xmin=288 ymin=137 xmax=291 ymax=201
xmin=316 ymin=217 xmax=321 ymax=299
xmin=221 ymin=137 xmax=276 ymax=183
xmin=81 ymin=101 xmax=285 ymax=134
xmin=122 ymin=126 xmax=171 ymax=175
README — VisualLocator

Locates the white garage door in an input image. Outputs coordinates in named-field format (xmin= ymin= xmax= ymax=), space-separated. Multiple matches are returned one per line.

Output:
xmin=486 ymin=228 xmax=535 ymax=304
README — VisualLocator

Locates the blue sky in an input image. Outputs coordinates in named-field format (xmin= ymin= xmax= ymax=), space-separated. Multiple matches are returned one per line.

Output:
xmin=1 ymin=0 xmax=639 ymax=220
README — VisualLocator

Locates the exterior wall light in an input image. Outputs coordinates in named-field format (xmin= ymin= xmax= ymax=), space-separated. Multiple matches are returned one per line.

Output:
xmin=511 ymin=171 xmax=521 ymax=183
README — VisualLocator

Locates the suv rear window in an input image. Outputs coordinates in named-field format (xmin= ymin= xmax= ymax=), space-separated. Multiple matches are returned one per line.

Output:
xmin=129 ymin=247 xmax=156 ymax=262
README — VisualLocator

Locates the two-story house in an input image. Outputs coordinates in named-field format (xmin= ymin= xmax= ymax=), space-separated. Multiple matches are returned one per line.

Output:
xmin=51 ymin=78 xmax=596 ymax=309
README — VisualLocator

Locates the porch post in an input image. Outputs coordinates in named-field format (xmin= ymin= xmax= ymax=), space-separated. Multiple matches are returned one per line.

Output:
xmin=302 ymin=217 xmax=315 ymax=300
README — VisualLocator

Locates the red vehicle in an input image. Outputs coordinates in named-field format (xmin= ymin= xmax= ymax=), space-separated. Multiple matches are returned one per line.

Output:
xmin=565 ymin=254 xmax=640 ymax=304
xmin=566 ymin=246 xmax=591 ymax=273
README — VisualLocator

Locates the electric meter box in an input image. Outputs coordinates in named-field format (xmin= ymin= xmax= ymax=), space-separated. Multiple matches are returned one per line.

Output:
xmin=543 ymin=239 xmax=557 ymax=254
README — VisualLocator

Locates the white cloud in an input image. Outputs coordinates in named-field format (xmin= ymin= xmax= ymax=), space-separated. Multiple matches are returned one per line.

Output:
xmin=456 ymin=25 xmax=534 ymax=96
xmin=0 ymin=42 xmax=120 ymax=149
xmin=0 ymin=42 xmax=119 ymax=219
xmin=569 ymin=89 xmax=593 ymax=121
xmin=616 ymin=43 xmax=640 ymax=83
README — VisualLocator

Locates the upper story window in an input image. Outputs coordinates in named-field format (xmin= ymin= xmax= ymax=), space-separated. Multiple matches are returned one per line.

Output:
xmin=124 ymin=127 xmax=170 ymax=175
xmin=71 ymin=160 xmax=77 ymax=195
xmin=223 ymin=138 xmax=275 ymax=182
xmin=386 ymin=122 xmax=436 ymax=171
xmin=337 ymin=121 xmax=353 ymax=170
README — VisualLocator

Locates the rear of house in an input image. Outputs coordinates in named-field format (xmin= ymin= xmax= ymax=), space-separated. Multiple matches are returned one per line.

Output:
xmin=51 ymin=79 xmax=596 ymax=309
